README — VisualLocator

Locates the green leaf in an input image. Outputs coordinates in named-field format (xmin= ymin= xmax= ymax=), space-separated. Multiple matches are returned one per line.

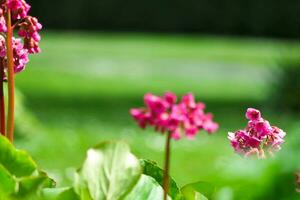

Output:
xmin=0 ymin=164 xmax=16 ymax=196
xmin=193 ymin=193 xmax=208 ymax=200
xmin=181 ymin=181 xmax=216 ymax=200
xmin=0 ymin=135 xmax=37 ymax=177
xmin=13 ymin=171 xmax=55 ymax=199
xmin=42 ymin=187 xmax=80 ymax=200
xmin=140 ymin=159 xmax=181 ymax=200
xmin=124 ymin=174 xmax=171 ymax=200
xmin=74 ymin=141 xmax=142 ymax=200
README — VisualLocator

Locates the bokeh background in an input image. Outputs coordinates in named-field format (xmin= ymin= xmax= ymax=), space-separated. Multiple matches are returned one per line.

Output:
xmin=12 ymin=0 xmax=300 ymax=199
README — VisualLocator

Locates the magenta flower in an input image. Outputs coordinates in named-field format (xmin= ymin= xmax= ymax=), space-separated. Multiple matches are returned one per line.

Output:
xmin=18 ymin=16 xmax=42 ymax=54
xmin=0 ymin=9 xmax=6 ymax=32
xmin=7 ymin=0 xmax=30 ymax=20
xmin=228 ymin=108 xmax=286 ymax=158
xmin=0 ymin=0 xmax=42 ymax=79
xmin=12 ymin=38 xmax=29 ymax=73
xmin=130 ymin=92 xmax=219 ymax=140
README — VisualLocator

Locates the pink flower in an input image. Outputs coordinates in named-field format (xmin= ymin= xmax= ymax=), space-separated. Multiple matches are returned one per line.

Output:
xmin=228 ymin=108 xmax=286 ymax=158
xmin=0 ymin=9 xmax=6 ymax=32
xmin=171 ymin=128 xmax=181 ymax=140
xmin=164 ymin=91 xmax=177 ymax=105
xmin=130 ymin=92 xmax=218 ymax=140
xmin=228 ymin=130 xmax=261 ymax=154
xmin=12 ymin=37 xmax=29 ymax=73
xmin=0 ymin=0 xmax=41 ymax=80
xmin=0 ymin=38 xmax=6 ymax=57
xmin=144 ymin=93 xmax=168 ymax=114
xmin=23 ymin=37 xmax=41 ymax=54
xmin=7 ymin=0 xmax=31 ymax=20
xmin=245 ymin=108 xmax=261 ymax=121
xmin=18 ymin=16 xmax=42 ymax=54
xmin=0 ymin=37 xmax=29 ymax=79
xmin=203 ymin=120 xmax=219 ymax=134
xmin=182 ymin=93 xmax=196 ymax=109
xmin=254 ymin=120 xmax=272 ymax=137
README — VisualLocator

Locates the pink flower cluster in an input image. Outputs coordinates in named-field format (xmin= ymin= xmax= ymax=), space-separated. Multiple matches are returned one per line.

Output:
xmin=0 ymin=0 xmax=41 ymax=79
xmin=130 ymin=92 xmax=219 ymax=140
xmin=228 ymin=108 xmax=286 ymax=158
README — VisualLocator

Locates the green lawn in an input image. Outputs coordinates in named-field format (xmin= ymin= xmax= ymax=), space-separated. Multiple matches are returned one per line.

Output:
xmin=11 ymin=32 xmax=300 ymax=199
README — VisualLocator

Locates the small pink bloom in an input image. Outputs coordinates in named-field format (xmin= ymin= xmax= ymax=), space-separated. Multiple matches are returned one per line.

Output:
xmin=0 ymin=10 xmax=6 ymax=32
xmin=130 ymin=108 xmax=148 ymax=129
xmin=0 ymin=38 xmax=6 ymax=57
xmin=196 ymin=102 xmax=206 ymax=110
xmin=144 ymin=93 xmax=168 ymax=114
xmin=245 ymin=108 xmax=261 ymax=121
xmin=18 ymin=16 xmax=42 ymax=54
xmin=130 ymin=108 xmax=143 ymax=120
xmin=171 ymin=129 xmax=181 ymax=140
xmin=254 ymin=120 xmax=272 ymax=137
xmin=203 ymin=121 xmax=219 ymax=134
xmin=182 ymin=93 xmax=196 ymax=109
xmin=164 ymin=91 xmax=177 ymax=105
xmin=7 ymin=0 xmax=31 ymax=20
xmin=185 ymin=125 xmax=198 ymax=139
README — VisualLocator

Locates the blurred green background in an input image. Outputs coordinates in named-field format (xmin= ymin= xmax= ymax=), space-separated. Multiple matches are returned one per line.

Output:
xmin=10 ymin=1 xmax=300 ymax=199
xmin=10 ymin=32 xmax=300 ymax=200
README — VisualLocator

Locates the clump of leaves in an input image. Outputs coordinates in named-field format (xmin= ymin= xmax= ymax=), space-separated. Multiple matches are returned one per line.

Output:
xmin=42 ymin=141 xmax=216 ymax=200
xmin=0 ymin=135 xmax=216 ymax=200
xmin=0 ymin=135 xmax=54 ymax=199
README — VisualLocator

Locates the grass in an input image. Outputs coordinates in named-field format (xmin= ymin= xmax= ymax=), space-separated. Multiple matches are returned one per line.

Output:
xmin=11 ymin=32 xmax=300 ymax=199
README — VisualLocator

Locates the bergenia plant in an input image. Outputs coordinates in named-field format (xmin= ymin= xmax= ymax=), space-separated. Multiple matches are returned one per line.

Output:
xmin=0 ymin=0 xmax=41 ymax=142
xmin=130 ymin=92 xmax=218 ymax=199
xmin=228 ymin=108 xmax=286 ymax=158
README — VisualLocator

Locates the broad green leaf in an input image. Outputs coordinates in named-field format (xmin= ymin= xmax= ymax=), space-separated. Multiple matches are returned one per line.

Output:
xmin=124 ymin=174 xmax=171 ymax=200
xmin=140 ymin=159 xmax=181 ymax=200
xmin=74 ymin=141 xmax=141 ymax=200
xmin=0 ymin=135 xmax=37 ymax=177
xmin=181 ymin=181 xmax=215 ymax=200
xmin=12 ymin=171 xmax=55 ymax=199
xmin=193 ymin=193 xmax=208 ymax=200
xmin=42 ymin=187 xmax=80 ymax=200
xmin=0 ymin=164 xmax=16 ymax=196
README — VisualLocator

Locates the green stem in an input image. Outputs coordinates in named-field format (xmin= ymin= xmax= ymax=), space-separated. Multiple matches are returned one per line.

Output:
xmin=0 ymin=59 xmax=5 ymax=136
xmin=163 ymin=132 xmax=171 ymax=200
xmin=5 ymin=9 xmax=15 ymax=143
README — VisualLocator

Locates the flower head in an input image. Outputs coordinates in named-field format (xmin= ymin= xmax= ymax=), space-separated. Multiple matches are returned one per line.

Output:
xmin=0 ymin=0 xmax=41 ymax=80
xmin=228 ymin=108 xmax=286 ymax=158
xmin=130 ymin=92 xmax=218 ymax=140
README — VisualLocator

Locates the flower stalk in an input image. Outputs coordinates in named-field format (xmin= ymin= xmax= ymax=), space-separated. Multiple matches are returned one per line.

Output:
xmin=0 ymin=0 xmax=42 ymax=142
xmin=0 ymin=59 xmax=5 ymax=136
xmin=5 ymin=9 xmax=15 ymax=142
xmin=162 ymin=132 xmax=171 ymax=200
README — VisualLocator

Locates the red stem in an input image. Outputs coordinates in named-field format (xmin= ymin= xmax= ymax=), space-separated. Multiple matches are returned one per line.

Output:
xmin=0 ymin=60 xmax=5 ymax=136
xmin=162 ymin=132 xmax=171 ymax=200
xmin=5 ymin=9 xmax=15 ymax=143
